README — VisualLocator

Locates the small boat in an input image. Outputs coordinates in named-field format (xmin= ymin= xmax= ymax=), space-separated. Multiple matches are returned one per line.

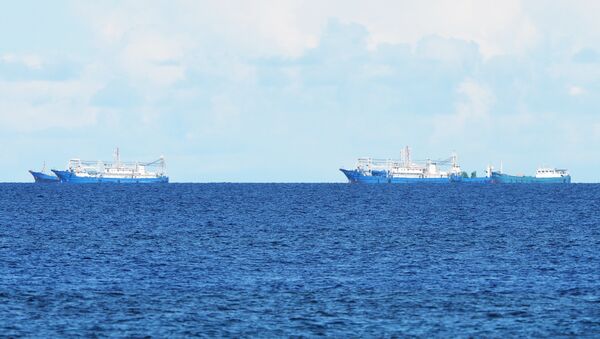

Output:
xmin=29 ymin=162 xmax=60 ymax=183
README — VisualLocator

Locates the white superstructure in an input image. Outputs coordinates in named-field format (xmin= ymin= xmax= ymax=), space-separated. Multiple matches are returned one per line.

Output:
xmin=67 ymin=148 xmax=166 ymax=179
xmin=535 ymin=168 xmax=569 ymax=178
xmin=355 ymin=146 xmax=464 ymax=178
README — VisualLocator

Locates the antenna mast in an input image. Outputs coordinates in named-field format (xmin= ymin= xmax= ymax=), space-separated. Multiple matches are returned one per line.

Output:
xmin=451 ymin=151 xmax=458 ymax=168
xmin=402 ymin=146 xmax=411 ymax=168
xmin=114 ymin=147 xmax=120 ymax=167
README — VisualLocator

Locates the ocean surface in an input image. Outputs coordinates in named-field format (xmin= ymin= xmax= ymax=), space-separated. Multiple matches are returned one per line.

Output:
xmin=1 ymin=183 xmax=599 ymax=337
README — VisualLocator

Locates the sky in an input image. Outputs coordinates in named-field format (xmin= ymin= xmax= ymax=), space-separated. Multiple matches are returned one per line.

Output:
xmin=1 ymin=0 xmax=599 ymax=182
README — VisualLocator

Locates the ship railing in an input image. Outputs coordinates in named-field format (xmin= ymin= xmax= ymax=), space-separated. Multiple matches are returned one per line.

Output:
xmin=357 ymin=158 xmax=393 ymax=173
xmin=71 ymin=157 xmax=166 ymax=175
xmin=356 ymin=158 xmax=427 ymax=173
xmin=76 ymin=159 xmax=163 ymax=166
xmin=356 ymin=156 xmax=461 ymax=173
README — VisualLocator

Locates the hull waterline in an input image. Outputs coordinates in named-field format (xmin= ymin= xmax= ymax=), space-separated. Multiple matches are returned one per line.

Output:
xmin=490 ymin=172 xmax=571 ymax=184
xmin=51 ymin=170 xmax=168 ymax=184
xmin=340 ymin=169 xmax=491 ymax=184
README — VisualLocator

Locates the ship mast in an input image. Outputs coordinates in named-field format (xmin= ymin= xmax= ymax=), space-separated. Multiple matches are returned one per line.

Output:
xmin=451 ymin=151 xmax=460 ymax=173
xmin=114 ymin=147 xmax=120 ymax=168
xmin=402 ymin=146 xmax=411 ymax=168
xmin=160 ymin=155 xmax=165 ymax=175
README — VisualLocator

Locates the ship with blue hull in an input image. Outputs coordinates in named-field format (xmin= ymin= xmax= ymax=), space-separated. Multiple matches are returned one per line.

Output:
xmin=29 ymin=162 xmax=60 ymax=183
xmin=490 ymin=167 xmax=571 ymax=184
xmin=29 ymin=170 xmax=60 ymax=183
xmin=51 ymin=148 xmax=168 ymax=184
xmin=340 ymin=146 xmax=491 ymax=184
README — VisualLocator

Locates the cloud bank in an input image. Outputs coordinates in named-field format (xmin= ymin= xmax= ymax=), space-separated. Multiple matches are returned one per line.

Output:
xmin=1 ymin=1 xmax=599 ymax=182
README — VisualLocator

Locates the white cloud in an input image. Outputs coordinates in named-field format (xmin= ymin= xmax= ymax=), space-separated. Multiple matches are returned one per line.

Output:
xmin=593 ymin=122 xmax=600 ymax=140
xmin=22 ymin=55 xmax=43 ymax=70
xmin=298 ymin=0 xmax=538 ymax=58
xmin=120 ymin=33 xmax=186 ymax=86
xmin=1 ymin=53 xmax=43 ymax=69
xmin=457 ymin=80 xmax=495 ymax=119
xmin=525 ymin=1 xmax=600 ymax=53
xmin=0 ymin=80 xmax=99 ymax=131
xmin=76 ymin=0 xmax=541 ymax=66
xmin=568 ymin=85 xmax=586 ymax=96
xmin=431 ymin=79 xmax=495 ymax=141
xmin=4 ymin=1 xmax=600 ymax=181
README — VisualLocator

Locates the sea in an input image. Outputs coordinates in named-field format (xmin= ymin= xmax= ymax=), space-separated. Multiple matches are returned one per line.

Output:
xmin=1 ymin=183 xmax=599 ymax=337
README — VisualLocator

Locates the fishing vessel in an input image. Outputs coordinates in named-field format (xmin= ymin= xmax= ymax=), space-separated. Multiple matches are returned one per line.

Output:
xmin=340 ymin=146 xmax=489 ymax=184
xmin=51 ymin=148 xmax=168 ymax=184
xmin=489 ymin=166 xmax=571 ymax=184
xmin=29 ymin=162 xmax=59 ymax=183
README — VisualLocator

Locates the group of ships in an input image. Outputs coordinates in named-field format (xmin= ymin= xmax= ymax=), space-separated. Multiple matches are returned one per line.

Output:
xmin=29 ymin=148 xmax=168 ymax=184
xmin=29 ymin=146 xmax=572 ymax=184
xmin=340 ymin=146 xmax=571 ymax=184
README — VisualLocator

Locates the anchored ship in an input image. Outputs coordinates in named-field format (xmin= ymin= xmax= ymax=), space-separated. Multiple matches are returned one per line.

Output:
xmin=488 ymin=166 xmax=571 ymax=184
xmin=340 ymin=146 xmax=489 ymax=184
xmin=51 ymin=148 xmax=168 ymax=184
xmin=29 ymin=162 xmax=59 ymax=183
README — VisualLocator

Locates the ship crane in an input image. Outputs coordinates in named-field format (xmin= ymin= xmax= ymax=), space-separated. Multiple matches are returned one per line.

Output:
xmin=142 ymin=156 xmax=166 ymax=175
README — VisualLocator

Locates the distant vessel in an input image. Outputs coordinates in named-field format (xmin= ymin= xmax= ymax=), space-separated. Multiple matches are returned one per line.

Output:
xmin=489 ymin=166 xmax=571 ymax=184
xmin=29 ymin=162 xmax=59 ymax=183
xmin=52 ymin=148 xmax=168 ymax=184
xmin=340 ymin=146 xmax=489 ymax=184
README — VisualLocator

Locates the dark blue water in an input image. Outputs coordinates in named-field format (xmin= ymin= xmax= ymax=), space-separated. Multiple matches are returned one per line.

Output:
xmin=1 ymin=184 xmax=599 ymax=337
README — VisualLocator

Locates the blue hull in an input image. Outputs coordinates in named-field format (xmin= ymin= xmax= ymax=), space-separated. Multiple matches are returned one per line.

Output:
xmin=52 ymin=170 xmax=169 ymax=184
xmin=449 ymin=176 xmax=492 ymax=184
xmin=491 ymin=173 xmax=571 ymax=184
xmin=29 ymin=170 xmax=60 ymax=183
xmin=340 ymin=169 xmax=491 ymax=184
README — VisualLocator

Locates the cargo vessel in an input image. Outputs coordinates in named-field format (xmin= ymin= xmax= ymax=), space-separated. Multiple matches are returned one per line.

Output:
xmin=489 ymin=167 xmax=571 ymax=184
xmin=340 ymin=147 xmax=490 ymax=184
xmin=51 ymin=148 xmax=168 ymax=184
xmin=29 ymin=162 xmax=59 ymax=183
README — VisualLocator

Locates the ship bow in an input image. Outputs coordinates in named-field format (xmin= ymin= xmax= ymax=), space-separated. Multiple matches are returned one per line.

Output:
xmin=340 ymin=168 xmax=359 ymax=183
xmin=51 ymin=169 xmax=71 ymax=182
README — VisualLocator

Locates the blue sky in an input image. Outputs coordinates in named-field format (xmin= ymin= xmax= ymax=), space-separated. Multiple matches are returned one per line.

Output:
xmin=1 ymin=0 xmax=599 ymax=182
